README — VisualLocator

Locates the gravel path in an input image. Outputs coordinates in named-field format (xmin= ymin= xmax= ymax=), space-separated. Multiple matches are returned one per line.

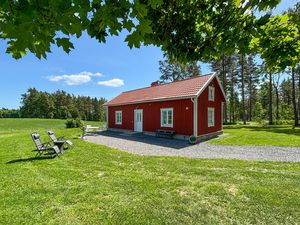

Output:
xmin=85 ymin=131 xmax=300 ymax=162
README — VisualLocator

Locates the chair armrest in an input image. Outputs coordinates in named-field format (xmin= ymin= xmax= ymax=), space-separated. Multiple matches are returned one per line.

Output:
xmin=42 ymin=141 xmax=53 ymax=147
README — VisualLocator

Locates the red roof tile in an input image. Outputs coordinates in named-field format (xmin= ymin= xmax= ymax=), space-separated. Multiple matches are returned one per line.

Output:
xmin=105 ymin=73 xmax=215 ymax=106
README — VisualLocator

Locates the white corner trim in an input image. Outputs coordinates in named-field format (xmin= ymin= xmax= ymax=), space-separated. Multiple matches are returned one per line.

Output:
xmin=221 ymin=102 xmax=224 ymax=130
xmin=193 ymin=97 xmax=198 ymax=137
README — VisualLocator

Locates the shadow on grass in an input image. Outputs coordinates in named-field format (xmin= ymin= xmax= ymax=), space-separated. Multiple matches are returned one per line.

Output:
xmin=6 ymin=153 xmax=57 ymax=164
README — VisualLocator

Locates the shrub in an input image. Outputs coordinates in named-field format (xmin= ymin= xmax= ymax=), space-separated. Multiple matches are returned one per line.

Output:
xmin=65 ymin=118 xmax=83 ymax=128
xmin=189 ymin=135 xmax=197 ymax=144
xmin=273 ymin=120 xmax=293 ymax=125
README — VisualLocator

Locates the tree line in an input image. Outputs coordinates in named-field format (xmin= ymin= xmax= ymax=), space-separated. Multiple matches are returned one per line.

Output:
xmin=0 ymin=88 xmax=107 ymax=121
xmin=211 ymin=54 xmax=299 ymax=125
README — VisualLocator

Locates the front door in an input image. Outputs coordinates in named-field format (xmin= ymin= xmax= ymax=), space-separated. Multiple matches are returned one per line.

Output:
xmin=134 ymin=109 xmax=143 ymax=132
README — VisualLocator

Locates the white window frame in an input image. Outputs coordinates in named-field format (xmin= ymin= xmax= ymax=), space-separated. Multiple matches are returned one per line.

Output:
xmin=208 ymin=107 xmax=215 ymax=127
xmin=208 ymin=86 xmax=215 ymax=101
xmin=115 ymin=110 xmax=122 ymax=125
xmin=160 ymin=108 xmax=173 ymax=128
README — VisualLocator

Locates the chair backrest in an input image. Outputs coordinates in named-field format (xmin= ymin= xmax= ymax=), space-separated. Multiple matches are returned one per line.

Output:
xmin=47 ymin=130 xmax=57 ymax=142
xmin=31 ymin=132 xmax=43 ymax=150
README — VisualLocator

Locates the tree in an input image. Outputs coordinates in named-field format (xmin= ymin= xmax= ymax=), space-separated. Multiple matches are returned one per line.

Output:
xmin=0 ymin=0 xmax=280 ymax=60
xmin=158 ymin=59 xmax=201 ymax=83
xmin=211 ymin=55 xmax=229 ymax=123
xmin=245 ymin=55 xmax=259 ymax=121
xmin=268 ymin=72 xmax=273 ymax=125
xmin=239 ymin=54 xmax=247 ymax=124
xmin=291 ymin=67 xmax=299 ymax=126
xmin=272 ymin=73 xmax=281 ymax=121
xmin=20 ymin=88 xmax=41 ymax=118
xmin=19 ymin=88 xmax=107 ymax=121
xmin=251 ymin=8 xmax=300 ymax=126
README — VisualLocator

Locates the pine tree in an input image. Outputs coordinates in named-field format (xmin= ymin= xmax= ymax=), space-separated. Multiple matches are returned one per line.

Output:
xmin=159 ymin=59 xmax=201 ymax=83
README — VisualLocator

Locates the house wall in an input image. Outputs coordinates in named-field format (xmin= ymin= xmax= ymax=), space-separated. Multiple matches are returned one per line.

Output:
xmin=108 ymin=99 xmax=194 ymax=135
xmin=197 ymin=77 xmax=225 ymax=135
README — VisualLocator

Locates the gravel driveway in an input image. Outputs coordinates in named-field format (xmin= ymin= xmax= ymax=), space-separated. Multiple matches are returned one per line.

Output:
xmin=85 ymin=131 xmax=300 ymax=162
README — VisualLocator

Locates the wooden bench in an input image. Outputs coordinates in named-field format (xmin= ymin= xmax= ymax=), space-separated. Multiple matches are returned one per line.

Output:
xmin=83 ymin=124 xmax=107 ymax=135
xmin=156 ymin=129 xmax=176 ymax=138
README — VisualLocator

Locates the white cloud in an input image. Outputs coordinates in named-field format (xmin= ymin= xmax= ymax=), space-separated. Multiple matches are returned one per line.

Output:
xmin=48 ymin=71 xmax=102 ymax=86
xmin=97 ymin=78 xmax=124 ymax=87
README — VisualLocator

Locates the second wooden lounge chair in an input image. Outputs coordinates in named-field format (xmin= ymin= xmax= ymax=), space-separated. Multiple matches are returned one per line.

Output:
xmin=47 ymin=130 xmax=73 ymax=150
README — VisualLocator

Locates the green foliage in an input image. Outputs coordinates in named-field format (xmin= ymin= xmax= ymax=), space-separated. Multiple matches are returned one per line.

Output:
xmin=251 ymin=11 xmax=300 ymax=71
xmin=252 ymin=102 xmax=266 ymax=124
xmin=0 ymin=108 xmax=20 ymax=118
xmin=20 ymin=88 xmax=107 ymax=121
xmin=65 ymin=118 xmax=83 ymax=128
xmin=273 ymin=120 xmax=293 ymax=125
xmin=1 ymin=119 xmax=300 ymax=224
xmin=189 ymin=135 xmax=197 ymax=144
xmin=158 ymin=58 xmax=201 ymax=83
xmin=0 ymin=0 xmax=280 ymax=60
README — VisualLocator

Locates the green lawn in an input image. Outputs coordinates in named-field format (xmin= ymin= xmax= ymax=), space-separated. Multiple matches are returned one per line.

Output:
xmin=210 ymin=125 xmax=300 ymax=146
xmin=0 ymin=119 xmax=300 ymax=224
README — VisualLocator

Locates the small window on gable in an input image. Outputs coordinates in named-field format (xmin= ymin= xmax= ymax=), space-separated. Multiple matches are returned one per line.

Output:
xmin=161 ymin=108 xmax=173 ymax=128
xmin=115 ymin=111 xmax=122 ymax=125
xmin=208 ymin=86 xmax=215 ymax=101
xmin=208 ymin=107 xmax=215 ymax=127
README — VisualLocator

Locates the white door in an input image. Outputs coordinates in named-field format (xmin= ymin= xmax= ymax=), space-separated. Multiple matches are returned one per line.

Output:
xmin=134 ymin=109 xmax=143 ymax=132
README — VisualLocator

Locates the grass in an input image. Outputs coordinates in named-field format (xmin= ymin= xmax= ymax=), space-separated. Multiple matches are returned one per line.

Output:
xmin=0 ymin=119 xmax=300 ymax=224
xmin=210 ymin=124 xmax=300 ymax=146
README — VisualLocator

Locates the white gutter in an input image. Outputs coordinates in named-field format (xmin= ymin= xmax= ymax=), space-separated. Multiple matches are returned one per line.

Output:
xmin=191 ymin=96 xmax=198 ymax=137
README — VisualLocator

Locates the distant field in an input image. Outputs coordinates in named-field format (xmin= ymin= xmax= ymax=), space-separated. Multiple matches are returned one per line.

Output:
xmin=210 ymin=124 xmax=300 ymax=147
xmin=0 ymin=118 xmax=102 ymax=132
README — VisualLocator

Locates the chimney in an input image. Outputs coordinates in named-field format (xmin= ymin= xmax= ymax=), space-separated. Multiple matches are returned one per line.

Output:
xmin=151 ymin=81 xmax=159 ymax=87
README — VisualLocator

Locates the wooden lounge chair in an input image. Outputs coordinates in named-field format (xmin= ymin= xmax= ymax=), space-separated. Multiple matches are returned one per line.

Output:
xmin=31 ymin=132 xmax=62 ymax=157
xmin=47 ymin=130 xmax=73 ymax=149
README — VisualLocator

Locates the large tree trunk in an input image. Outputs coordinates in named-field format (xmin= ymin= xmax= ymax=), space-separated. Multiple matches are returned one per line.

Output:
xmin=249 ymin=75 xmax=252 ymax=121
xmin=230 ymin=74 xmax=234 ymax=123
xmin=240 ymin=54 xmax=246 ymax=125
xmin=275 ymin=87 xmax=279 ymax=121
xmin=292 ymin=67 xmax=299 ymax=126
xmin=221 ymin=55 xmax=228 ymax=123
xmin=298 ymin=68 xmax=300 ymax=122
xmin=268 ymin=73 xmax=273 ymax=125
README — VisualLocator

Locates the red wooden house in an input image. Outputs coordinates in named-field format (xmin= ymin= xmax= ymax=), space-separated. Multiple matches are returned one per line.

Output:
xmin=104 ymin=73 xmax=226 ymax=141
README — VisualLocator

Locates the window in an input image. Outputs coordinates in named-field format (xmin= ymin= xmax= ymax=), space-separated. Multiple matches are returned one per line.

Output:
xmin=115 ymin=111 xmax=122 ymax=125
xmin=161 ymin=108 xmax=173 ymax=127
xmin=208 ymin=86 xmax=215 ymax=101
xmin=208 ymin=108 xmax=215 ymax=127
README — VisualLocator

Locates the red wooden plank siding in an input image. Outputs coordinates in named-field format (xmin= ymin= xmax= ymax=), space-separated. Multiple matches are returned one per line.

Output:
xmin=197 ymin=77 xmax=225 ymax=135
xmin=108 ymin=98 xmax=194 ymax=135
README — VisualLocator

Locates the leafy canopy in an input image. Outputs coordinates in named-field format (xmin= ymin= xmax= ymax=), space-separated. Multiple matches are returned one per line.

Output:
xmin=250 ymin=3 xmax=300 ymax=71
xmin=0 ymin=0 xmax=280 ymax=60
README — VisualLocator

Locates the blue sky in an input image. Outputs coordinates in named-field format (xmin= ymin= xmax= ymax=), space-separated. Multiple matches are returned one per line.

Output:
xmin=0 ymin=0 xmax=297 ymax=109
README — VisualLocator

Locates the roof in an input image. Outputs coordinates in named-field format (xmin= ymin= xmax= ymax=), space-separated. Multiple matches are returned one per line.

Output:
xmin=105 ymin=73 xmax=222 ymax=106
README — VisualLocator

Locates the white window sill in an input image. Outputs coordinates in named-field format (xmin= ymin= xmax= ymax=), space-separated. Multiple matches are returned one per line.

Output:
xmin=161 ymin=124 xmax=173 ymax=128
